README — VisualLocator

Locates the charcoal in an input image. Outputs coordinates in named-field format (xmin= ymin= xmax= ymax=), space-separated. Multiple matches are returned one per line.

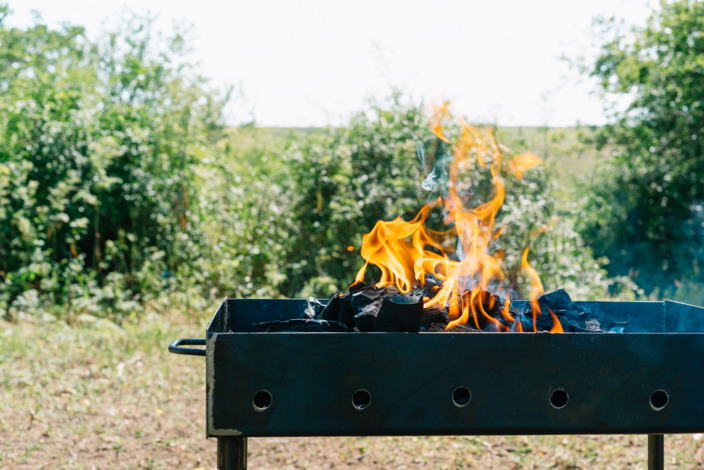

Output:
xmin=350 ymin=285 xmax=386 ymax=311
xmin=425 ymin=322 xmax=449 ymax=332
xmin=458 ymin=291 xmax=503 ymax=330
xmin=420 ymin=307 xmax=448 ymax=331
xmin=557 ymin=308 xmax=588 ymax=329
xmin=523 ymin=312 xmax=564 ymax=332
xmin=309 ymin=286 xmax=590 ymax=334
xmin=492 ymin=305 xmax=536 ymax=331
xmin=478 ymin=291 xmax=503 ymax=315
xmin=255 ymin=319 xmax=351 ymax=332
xmin=538 ymin=289 xmax=574 ymax=315
xmin=514 ymin=312 xmax=536 ymax=332
xmin=508 ymin=306 xmax=523 ymax=318
xmin=561 ymin=311 xmax=603 ymax=332
xmin=375 ymin=293 xmax=423 ymax=332
xmin=493 ymin=305 xmax=519 ymax=330
xmin=425 ymin=314 xmax=486 ymax=332
xmin=495 ymin=313 xmax=513 ymax=330
xmin=422 ymin=273 xmax=443 ymax=298
xmin=521 ymin=295 xmax=574 ymax=332
xmin=338 ymin=295 xmax=356 ymax=328
xmin=560 ymin=308 xmax=581 ymax=319
xmin=535 ymin=312 xmax=556 ymax=331
xmin=350 ymin=286 xmax=394 ymax=329
xmin=582 ymin=318 xmax=603 ymax=332
xmin=319 ymin=292 xmax=343 ymax=322
xmin=333 ymin=285 xmax=389 ymax=328
xmin=425 ymin=273 xmax=442 ymax=287
xmin=348 ymin=280 xmax=368 ymax=293
xmin=458 ymin=291 xmax=504 ymax=328
xmin=304 ymin=297 xmax=326 ymax=319
xmin=354 ymin=306 xmax=378 ymax=332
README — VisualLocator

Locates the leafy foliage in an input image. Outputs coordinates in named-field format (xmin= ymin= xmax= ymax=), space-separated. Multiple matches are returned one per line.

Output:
xmin=0 ymin=8 xmax=227 ymax=320
xmin=579 ymin=1 xmax=704 ymax=297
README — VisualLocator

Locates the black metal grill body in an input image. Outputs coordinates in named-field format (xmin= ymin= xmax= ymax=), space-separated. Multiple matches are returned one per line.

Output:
xmin=203 ymin=298 xmax=704 ymax=438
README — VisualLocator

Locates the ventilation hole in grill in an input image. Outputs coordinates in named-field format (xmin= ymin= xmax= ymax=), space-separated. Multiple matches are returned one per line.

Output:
xmin=352 ymin=389 xmax=371 ymax=410
xmin=253 ymin=390 xmax=272 ymax=411
xmin=650 ymin=390 xmax=669 ymax=411
xmin=452 ymin=387 xmax=471 ymax=407
xmin=549 ymin=389 xmax=569 ymax=409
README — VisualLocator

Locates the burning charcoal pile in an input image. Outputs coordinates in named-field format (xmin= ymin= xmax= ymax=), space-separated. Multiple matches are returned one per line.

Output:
xmin=259 ymin=110 xmax=609 ymax=335
xmin=254 ymin=285 xmax=606 ymax=333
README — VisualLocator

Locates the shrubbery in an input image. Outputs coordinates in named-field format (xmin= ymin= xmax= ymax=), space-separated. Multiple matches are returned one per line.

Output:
xmin=578 ymin=0 xmax=704 ymax=303
xmin=0 ymin=8 xmax=227 ymax=320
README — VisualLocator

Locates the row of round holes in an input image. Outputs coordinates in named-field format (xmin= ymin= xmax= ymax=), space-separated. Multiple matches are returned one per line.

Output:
xmin=547 ymin=389 xmax=670 ymax=411
xmin=252 ymin=388 xmax=670 ymax=412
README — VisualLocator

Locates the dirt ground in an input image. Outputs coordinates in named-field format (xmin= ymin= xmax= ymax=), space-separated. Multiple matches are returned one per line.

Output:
xmin=1 ymin=315 xmax=703 ymax=469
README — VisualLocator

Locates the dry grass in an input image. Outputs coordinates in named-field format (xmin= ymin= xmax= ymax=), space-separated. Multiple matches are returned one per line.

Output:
xmin=1 ymin=313 xmax=704 ymax=469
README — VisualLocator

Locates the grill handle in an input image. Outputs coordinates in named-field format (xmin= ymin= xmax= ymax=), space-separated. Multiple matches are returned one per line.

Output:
xmin=168 ymin=338 xmax=206 ymax=356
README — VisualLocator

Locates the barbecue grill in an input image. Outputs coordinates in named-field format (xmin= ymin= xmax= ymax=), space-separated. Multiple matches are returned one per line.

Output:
xmin=169 ymin=297 xmax=704 ymax=469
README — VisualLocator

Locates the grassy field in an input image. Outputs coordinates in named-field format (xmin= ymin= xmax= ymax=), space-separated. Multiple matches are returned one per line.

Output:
xmin=226 ymin=125 xmax=609 ymax=195
xmin=2 ymin=310 xmax=704 ymax=469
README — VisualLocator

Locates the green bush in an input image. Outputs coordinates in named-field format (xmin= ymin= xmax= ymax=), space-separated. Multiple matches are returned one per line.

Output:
xmin=0 ymin=7 xmax=227 ymax=320
xmin=578 ymin=0 xmax=704 ymax=299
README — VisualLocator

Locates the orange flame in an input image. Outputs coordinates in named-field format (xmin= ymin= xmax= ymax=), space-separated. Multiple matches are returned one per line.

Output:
xmin=429 ymin=102 xmax=451 ymax=143
xmin=519 ymin=248 xmax=564 ymax=332
xmin=508 ymin=151 xmax=543 ymax=180
xmin=549 ymin=308 xmax=564 ymax=333
xmin=354 ymin=107 xmax=557 ymax=332
xmin=521 ymin=247 xmax=544 ymax=332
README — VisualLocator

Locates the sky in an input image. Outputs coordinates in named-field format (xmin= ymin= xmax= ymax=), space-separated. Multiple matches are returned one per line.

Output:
xmin=7 ymin=0 xmax=658 ymax=127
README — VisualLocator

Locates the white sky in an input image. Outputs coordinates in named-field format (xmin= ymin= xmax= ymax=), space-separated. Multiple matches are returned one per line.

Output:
xmin=7 ymin=0 xmax=657 ymax=127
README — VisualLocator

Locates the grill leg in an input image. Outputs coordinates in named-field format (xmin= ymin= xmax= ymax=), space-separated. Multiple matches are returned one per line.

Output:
xmin=217 ymin=437 xmax=247 ymax=470
xmin=648 ymin=434 xmax=664 ymax=470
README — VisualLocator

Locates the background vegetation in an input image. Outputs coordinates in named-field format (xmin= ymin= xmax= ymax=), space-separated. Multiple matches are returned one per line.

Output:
xmin=578 ymin=0 xmax=704 ymax=303
xmin=2 ymin=0 xmax=704 ymax=324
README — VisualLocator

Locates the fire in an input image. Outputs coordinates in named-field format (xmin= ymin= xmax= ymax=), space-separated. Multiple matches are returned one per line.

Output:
xmin=507 ymin=151 xmax=542 ymax=180
xmin=354 ymin=105 xmax=560 ymax=332
xmin=521 ymin=247 xmax=544 ymax=333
